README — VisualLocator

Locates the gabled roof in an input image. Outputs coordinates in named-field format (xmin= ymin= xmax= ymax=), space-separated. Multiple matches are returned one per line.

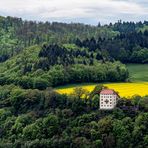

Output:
xmin=100 ymin=89 xmax=116 ymax=95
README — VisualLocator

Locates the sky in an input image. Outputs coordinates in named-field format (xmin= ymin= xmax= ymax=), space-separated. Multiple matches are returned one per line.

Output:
xmin=0 ymin=0 xmax=148 ymax=25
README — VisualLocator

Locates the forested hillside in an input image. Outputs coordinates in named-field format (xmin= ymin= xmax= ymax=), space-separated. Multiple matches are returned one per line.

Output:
xmin=0 ymin=44 xmax=128 ymax=89
xmin=0 ymin=16 xmax=148 ymax=89
xmin=0 ymin=16 xmax=148 ymax=147
xmin=0 ymin=16 xmax=148 ymax=63
xmin=75 ymin=31 xmax=148 ymax=63
xmin=0 ymin=85 xmax=148 ymax=147
xmin=0 ymin=16 xmax=117 ymax=62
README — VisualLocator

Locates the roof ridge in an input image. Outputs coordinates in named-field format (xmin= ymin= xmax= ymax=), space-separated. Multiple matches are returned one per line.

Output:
xmin=100 ymin=89 xmax=116 ymax=94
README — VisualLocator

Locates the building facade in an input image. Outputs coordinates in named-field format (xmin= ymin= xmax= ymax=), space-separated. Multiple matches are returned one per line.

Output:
xmin=99 ymin=89 xmax=119 ymax=110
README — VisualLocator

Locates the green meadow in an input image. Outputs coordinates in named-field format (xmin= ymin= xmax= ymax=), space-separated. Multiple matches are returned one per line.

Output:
xmin=56 ymin=64 xmax=148 ymax=97
xmin=127 ymin=64 xmax=148 ymax=82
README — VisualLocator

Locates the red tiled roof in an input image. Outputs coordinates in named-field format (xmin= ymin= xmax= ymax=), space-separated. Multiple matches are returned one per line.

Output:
xmin=100 ymin=89 xmax=116 ymax=95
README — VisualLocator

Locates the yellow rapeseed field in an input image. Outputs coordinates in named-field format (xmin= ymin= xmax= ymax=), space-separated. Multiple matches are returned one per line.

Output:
xmin=55 ymin=82 xmax=148 ymax=98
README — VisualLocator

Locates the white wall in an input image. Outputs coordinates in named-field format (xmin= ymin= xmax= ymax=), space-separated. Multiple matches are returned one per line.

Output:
xmin=100 ymin=94 xmax=117 ymax=110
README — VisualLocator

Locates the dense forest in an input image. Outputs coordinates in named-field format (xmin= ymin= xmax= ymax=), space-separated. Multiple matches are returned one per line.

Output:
xmin=1 ymin=16 xmax=148 ymax=89
xmin=0 ymin=16 xmax=115 ymax=62
xmin=0 ymin=85 xmax=148 ymax=147
xmin=0 ymin=16 xmax=148 ymax=63
xmin=0 ymin=17 xmax=148 ymax=90
xmin=0 ymin=44 xmax=128 ymax=89
xmin=75 ymin=32 xmax=148 ymax=63
xmin=0 ymin=16 xmax=148 ymax=147
xmin=0 ymin=16 xmax=134 ymax=89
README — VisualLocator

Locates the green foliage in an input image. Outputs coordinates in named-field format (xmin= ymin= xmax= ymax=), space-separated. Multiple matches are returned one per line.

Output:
xmin=0 ymin=85 xmax=148 ymax=147
xmin=130 ymin=48 xmax=148 ymax=63
xmin=71 ymin=87 xmax=89 ymax=99
xmin=0 ymin=45 xmax=129 ymax=88
xmin=113 ymin=119 xmax=132 ymax=148
xmin=0 ymin=16 xmax=147 ymax=64
xmin=0 ymin=16 xmax=119 ymax=63
xmin=0 ymin=16 xmax=148 ymax=147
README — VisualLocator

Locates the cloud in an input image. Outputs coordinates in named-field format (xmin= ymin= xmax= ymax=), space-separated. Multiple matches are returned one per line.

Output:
xmin=0 ymin=0 xmax=147 ymax=24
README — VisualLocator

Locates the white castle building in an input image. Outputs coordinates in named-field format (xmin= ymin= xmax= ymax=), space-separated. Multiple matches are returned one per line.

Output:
xmin=100 ymin=89 xmax=119 ymax=110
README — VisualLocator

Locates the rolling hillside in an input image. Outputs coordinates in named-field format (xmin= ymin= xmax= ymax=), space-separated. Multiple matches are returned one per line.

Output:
xmin=0 ymin=16 xmax=148 ymax=147
xmin=0 ymin=17 xmax=148 ymax=96
xmin=55 ymin=64 xmax=148 ymax=97
xmin=127 ymin=64 xmax=148 ymax=81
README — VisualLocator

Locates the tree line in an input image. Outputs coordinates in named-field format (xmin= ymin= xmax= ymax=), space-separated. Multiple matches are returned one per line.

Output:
xmin=0 ymin=43 xmax=129 ymax=89
xmin=75 ymin=30 xmax=148 ymax=63
xmin=0 ymin=16 xmax=105 ymax=62
xmin=0 ymin=16 xmax=148 ymax=63
xmin=0 ymin=84 xmax=148 ymax=147
xmin=0 ymin=62 xmax=128 ymax=89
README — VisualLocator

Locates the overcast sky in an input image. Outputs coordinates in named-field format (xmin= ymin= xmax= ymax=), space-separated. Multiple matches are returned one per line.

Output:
xmin=0 ymin=0 xmax=148 ymax=25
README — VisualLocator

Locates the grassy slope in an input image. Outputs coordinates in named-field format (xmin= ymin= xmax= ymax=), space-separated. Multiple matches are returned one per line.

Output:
xmin=127 ymin=64 xmax=148 ymax=82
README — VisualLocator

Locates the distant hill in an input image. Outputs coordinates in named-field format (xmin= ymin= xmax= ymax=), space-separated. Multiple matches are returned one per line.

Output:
xmin=0 ymin=16 xmax=118 ymax=62
xmin=0 ymin=16 xmax=148 ymax=63
xmin=0 ymin=16 xmax=148 ymax=89
xmin=0 ymin=44 xmax=128 ymax=89
xmin=0 ymin=16 xmax=148 ymax=148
